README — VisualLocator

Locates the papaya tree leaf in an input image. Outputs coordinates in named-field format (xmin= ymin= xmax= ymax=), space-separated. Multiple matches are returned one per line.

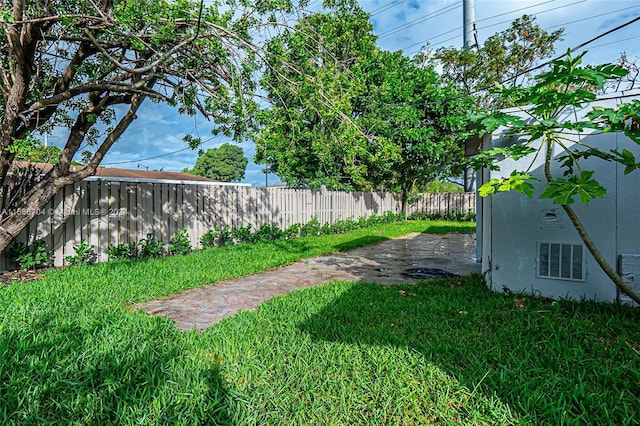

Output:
xmin=540 ymin=171 xmax=606 ymax=205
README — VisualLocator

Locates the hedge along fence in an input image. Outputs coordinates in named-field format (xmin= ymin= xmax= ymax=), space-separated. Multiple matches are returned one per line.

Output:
xmin=1 ymin=177 xmax=476 ymax=269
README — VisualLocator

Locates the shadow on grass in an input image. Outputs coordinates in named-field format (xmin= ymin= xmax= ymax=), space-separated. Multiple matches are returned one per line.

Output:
xmin=266 ymin=235 xmax=391 ymax=257
xmin=331 ymin=235 xmax=389 ymax=252
xmin=418 ymin=224 xmax=476 ymax=234
xmin=298 ymin=276 xmax=640 ymax=424
xmin=0 ymin=308 xmax=231 ymax=424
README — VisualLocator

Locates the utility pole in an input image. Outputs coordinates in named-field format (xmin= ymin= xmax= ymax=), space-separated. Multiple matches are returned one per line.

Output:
xmin=463 ymin=0 xmax=475 ymax=50
xmin=463 ymin=0 xmax=483 ymax=264
xmin=462 ymin=0 xmax=477 ymax=193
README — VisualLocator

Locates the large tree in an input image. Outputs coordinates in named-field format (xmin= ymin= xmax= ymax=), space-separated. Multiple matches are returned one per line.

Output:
xmin=255 ymin=5 xmax=380 ymax=191
xmin=0 ymin=0 xmax=299 ymax=253
xmin=255 ymin=6 xmax=470 ymax=199
xmin=355 ymin=49 xmax=471 ymax=207
xmin=424 ymin=14 xmax=564 ymax=109
xmin=186 ymin=143 xmax=248 ymax=182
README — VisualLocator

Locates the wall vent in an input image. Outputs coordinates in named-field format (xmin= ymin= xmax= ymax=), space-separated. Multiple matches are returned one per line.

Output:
xmin=537 ymin=242 xmax=585 ymax=281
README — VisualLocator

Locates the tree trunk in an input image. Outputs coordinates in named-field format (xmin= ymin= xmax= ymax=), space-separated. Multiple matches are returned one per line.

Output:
xmin=0 ymin=177 xmax=68 ymax=254
xmin=544 ymin=140 xmax=640 ymax=305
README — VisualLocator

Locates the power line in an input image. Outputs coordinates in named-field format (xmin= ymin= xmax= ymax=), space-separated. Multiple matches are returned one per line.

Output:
xmin=420 ymin=0 xmax=587 ymax=55
xmin=526 ymin=14 xmax=640 ymax=74
xmin=475 ymin=0 xmax=557 ymax=23
xmin=387 ymin=0 xmax=563 ymax=50
xmin=370 ymin=13 xmax=640 ymax=109
xmin=102 ymin=134 xmax=223 ymax=166
xmin=370 ymin=0 xmax=406 ymax=17
xmin=546 ymin=4 xmax=640 ymax=30
xmin=401 ymin=0 xmax=623 ymax=56
xmin=588 ymin=34 xmax=640 ymax=50
xmin=378 ymin=3 xmax=461 ymax=39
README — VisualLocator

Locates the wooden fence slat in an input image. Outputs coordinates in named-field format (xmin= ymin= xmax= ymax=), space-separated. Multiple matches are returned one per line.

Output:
xmin=128 ymin=182 xmax=138 ymax=243
xmin=119 ymin=183 xmax=129 ymax=245
xmin=108 ymin=182 xmax=119 ymax=249
xmin=51 ymin=190 xmax=64 ymax=266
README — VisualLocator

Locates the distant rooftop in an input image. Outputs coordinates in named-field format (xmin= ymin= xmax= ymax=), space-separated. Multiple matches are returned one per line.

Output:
xmin=13 ymin=162 xmax=250 ymax=185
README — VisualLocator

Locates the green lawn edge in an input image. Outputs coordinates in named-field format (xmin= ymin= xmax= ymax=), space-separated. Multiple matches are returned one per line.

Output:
xmin=1 ymin=219 xmax=639 ymax=425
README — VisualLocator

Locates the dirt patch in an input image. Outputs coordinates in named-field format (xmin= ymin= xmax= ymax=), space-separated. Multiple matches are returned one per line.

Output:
xmin=0 ymin=269 xmax=46 ymax=285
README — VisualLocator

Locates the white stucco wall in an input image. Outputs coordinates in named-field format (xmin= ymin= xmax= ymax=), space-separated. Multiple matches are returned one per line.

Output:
xmin=482 ymin=90 xmax=640 ymax=303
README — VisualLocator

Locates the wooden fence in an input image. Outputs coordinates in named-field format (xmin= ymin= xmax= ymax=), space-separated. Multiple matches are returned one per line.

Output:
xmin=1 ymin=179 xmax=475 ymax=268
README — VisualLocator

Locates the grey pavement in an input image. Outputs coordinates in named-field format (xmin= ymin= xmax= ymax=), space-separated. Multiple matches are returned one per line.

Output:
xmin=137 ymin=232 xmax=480 ymax=331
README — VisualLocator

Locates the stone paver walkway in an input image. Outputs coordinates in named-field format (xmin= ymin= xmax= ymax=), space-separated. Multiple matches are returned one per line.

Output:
xmin=137 ymin=232 xmax=480 ymax=331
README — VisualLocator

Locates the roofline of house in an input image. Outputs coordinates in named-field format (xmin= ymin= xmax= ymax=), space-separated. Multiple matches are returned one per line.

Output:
xmin=83 ymin=176 xmax=251 ymax=186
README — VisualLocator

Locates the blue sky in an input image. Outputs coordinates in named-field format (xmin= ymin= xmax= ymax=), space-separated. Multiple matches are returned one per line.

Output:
xmin=47 ymin=0 xmax=640 ymax=185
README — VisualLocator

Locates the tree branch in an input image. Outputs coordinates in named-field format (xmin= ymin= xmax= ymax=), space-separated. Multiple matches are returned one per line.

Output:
xmin=83 ymin=27 xmax=196 ymax=75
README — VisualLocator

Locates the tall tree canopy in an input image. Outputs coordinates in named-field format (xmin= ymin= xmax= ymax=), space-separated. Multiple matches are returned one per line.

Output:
xmin=356 ymin=49 xmax=471 ymax=203
xmin=424 ymin=15 xmax=564 ymax=109
xmin=255 ymin=5 xmax=379 ymax=191
xmin=186 ymin=143 xmax=248 ymax=182
xmin=0 ymin=0 xmax=299 ymax=252
xmin=255 ymin=6 xmax=471 ymax=198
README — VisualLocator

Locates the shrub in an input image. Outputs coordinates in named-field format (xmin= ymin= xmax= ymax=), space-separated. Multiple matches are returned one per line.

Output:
xmin=299 ymin=216 xmax=321 ymax=237
xmin=255 ymin=223 xmax=284 ymax=241
xmin=107 ymin=242 xmax=139 ymax=261
xmin=408 ymin=210 xmax=476 ymax=222
xmin=168 ymin=229 xmax=192 ymax=255
xmin=139 ymin=233 xmax=164 ymax=258
xmin=231 ymin=224 xmax=257 ymax=244
xmin=65 ymin=239 xmax=97 ymax=266
xmin=7 ymin=241 xmax=28 ymax=268
xmin=197 ymin=209 xmax=471 ymax=253
xmin=200 ymin=226 xmax=231 ymax=248
xmin=200 ymin=230 xmax=216 ymax=249
xmin=9 ymin=239 xmax=52 ymax=270
xmin=284 ymin=223 xmax=301 ymax=239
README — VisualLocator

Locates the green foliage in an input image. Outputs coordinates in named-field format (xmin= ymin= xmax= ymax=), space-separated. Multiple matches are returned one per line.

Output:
xmin=138 ymin=233 xmax=164 ymax=259
xmin=255 ymin=7 xmax=471 ymax=192
xmin=107 ymin=233 xmax=166 ymax=261
xmin=168 ymin=229 xmax=192 ymax=256
xmin=255 ymin=223 xmax=285 ymax=241
xmin=9 ymin=136 xmax=61 ymax=164
xmin=200 ymin=227 xmax=232 ymax=249
xmin=0 ymin=223 xmax=636 ymax=424
xmin=7 ymin=241 xmax=28 ymax=268
xmin=479 ymin=172 xmax=538 ymax=198
xmin=64 ymin=239 xmax=96 ymax=266
xmin=471 ymin=51 xmax=637 ymax=205
xmin=231 ymin=224 xmax=258 ymax=244
xmin=185 ymin=144 xmax=248 ymax=182
xmin=9 ymin=239 xmax=52 ymax=270
xmin=471 ymin=50 xmax=640 ymax=302
xmin=427 ymin=14 xmax=564 ymax=109
xmin=107 ymin=242 xmax=139 ymax=261
xmin=408 ymin=210 xmax=477 ymax=222
xmin=540 ymin=171 xmax=607 ymax=205
xmin=199 ymin=212 xmax=419 ymax=248
xmin=0 ymin=0 xmax=305 ymax=254
xmin=419 ymin=180 xmax=464 ymax=194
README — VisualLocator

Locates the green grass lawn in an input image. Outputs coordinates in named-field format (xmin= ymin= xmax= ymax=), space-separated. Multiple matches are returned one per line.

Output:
xmin=1 ymin=220 xmax=639 ymax=425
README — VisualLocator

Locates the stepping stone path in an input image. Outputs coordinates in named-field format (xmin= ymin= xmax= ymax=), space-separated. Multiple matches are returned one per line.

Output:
xmin=136 ymin=232 xmax=480 ymax=331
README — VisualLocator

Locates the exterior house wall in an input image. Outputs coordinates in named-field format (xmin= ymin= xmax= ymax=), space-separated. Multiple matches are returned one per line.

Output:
xmin=482 ymin=91 xmax=640 ymax=303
